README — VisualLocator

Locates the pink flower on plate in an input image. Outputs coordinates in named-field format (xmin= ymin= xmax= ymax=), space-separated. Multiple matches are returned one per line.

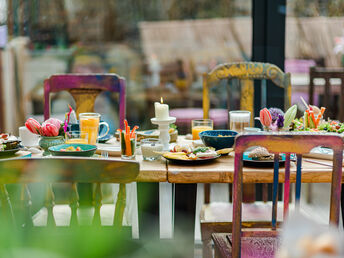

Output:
xmin=42 ymin=123 xmax=59 ymax=137
xmin=25 ymin=118 xmax=42 ymax=135
xmin=44 ymin=118 xmax=62 ymax=130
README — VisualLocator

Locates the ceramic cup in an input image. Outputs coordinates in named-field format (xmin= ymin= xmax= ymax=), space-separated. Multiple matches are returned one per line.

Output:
xmin=19 ymin=126 xmax=40 ymax=147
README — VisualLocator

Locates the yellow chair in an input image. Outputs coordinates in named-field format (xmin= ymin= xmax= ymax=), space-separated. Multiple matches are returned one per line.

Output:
xmin=203 ymin=61 xmax=291 ymax=121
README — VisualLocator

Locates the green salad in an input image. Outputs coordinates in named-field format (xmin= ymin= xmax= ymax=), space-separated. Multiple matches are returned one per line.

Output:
xmin=292 ymin=118 xmax=344 ymax=133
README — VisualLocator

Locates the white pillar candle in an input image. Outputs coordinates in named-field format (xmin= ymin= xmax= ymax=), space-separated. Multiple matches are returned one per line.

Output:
xmin=154 ymin=101 xmax=169 ymax=120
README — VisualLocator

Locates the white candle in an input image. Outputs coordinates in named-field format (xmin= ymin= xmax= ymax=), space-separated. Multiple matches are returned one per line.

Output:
xmin=154 ymin=98 xmax=169 ymax=120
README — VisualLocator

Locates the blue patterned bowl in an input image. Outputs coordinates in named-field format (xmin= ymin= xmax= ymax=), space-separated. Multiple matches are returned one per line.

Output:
xmin=199 ymin=130 xmax=238 ymax=150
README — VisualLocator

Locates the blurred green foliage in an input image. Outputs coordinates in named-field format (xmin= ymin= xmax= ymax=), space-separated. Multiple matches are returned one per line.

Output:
xmin=0 ymin=224 xmax=193 ymax=258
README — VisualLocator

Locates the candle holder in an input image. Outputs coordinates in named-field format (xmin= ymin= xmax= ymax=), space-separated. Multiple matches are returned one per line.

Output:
xmin=151 ymin=117 xmax=176 ymax=151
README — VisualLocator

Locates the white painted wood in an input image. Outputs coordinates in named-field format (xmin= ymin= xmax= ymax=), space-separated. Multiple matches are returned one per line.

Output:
xmin=2 ymin=49 xmax=16 ymax=133
xmin=159 ymin=182 xmax=173 ymax=239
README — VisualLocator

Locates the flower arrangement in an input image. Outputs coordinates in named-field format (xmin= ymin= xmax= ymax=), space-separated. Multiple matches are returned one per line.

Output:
xmin=25 ymin=118 xmax=64 ymax=137
xmin=259 ymin=105 xmax=297 ymax=132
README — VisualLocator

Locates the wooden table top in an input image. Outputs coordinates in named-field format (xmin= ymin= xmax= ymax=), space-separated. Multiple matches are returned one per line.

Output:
xmin=167 ymin=152 xmax=336 ymax=184
xmin=166 ymin=136 xmax=338 ymax=184
xmin=14 ymin=136 xmax=340 ymax=184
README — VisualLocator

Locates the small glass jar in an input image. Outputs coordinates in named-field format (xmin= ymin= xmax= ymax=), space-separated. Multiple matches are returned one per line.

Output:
xmin=120 ymin=132 xmax=136 ymax=160
xmin=141 ymin=138 xmax=163 ymax=161
xmin=229 ymin=110 xmax=251 ymax=133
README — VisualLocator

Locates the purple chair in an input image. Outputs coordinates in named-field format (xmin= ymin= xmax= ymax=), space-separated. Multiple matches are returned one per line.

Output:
xmin=212 ymin=133 xmax=343 ymax=257
xmin=44 ymin=73 xmax=126 ymax=129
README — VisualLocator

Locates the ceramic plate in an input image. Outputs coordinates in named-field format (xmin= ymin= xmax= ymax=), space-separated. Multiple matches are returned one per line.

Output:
xmin=0 ymin=148 xmax=21 ymax=157
xmin=49 ymin=144 xmax=97 ymax=157
xmin=243 ymin=152 xmax=287 ymax=168
xmin=98 ymin=134 xmax=112 ymax=143
xmin=164 ymin=154 xmax=221 ymax=165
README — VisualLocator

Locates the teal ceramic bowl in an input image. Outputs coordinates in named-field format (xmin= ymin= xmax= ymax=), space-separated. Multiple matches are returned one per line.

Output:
xmin=199 ymin=130 xmax=238 ymax=150
xmin=49 ymin=144 xmax=97 ymax=157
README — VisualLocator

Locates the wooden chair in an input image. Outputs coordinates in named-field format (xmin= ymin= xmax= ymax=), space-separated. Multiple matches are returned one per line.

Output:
xmin=0 ymin=157 xmax=139 ymax=229
xmin=203 ymin=62 xmax=291 ymax=121
xmin=212 ymin=133 xmax=343 ymax=257
xmin=44 ymin=74 xmax=126 ymax=129
xmin=200 ymin=62 xmax=291 ymax=257
xmin=309 ymin=66 xmax=344 ymax=121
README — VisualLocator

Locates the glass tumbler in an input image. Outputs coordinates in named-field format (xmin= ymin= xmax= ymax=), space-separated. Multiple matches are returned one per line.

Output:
xmin=229 ymin=111 xmax=251 ymax=133
xmin=120 ymin=132 xmax=136 ymax=160
xmin=141 ymin=138 xmax=164 ymax=161
xmin=191 ymin=119 xmax=213 ymax=140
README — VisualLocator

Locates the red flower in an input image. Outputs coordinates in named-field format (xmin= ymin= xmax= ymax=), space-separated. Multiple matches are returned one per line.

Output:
xmin=42 ymin=123 xmax=59 ymax=137
xmin=260 ymin=108 xmax=272 ymax=127
xmin=25 ymin=118 xmax=42 ymax=135
xmin=44 ymin=118 xmax=62 ymax=130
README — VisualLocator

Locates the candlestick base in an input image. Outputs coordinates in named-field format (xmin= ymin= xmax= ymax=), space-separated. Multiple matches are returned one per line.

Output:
xmin=151 ymin=117 xmax=176 ymax=151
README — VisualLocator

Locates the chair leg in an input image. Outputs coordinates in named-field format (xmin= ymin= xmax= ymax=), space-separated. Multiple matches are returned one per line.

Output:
xmin=202 ymin=238 xmax=213 ymax=258
xmin=306 ymin=183 xmax=313 ymax=204
xmin=341 ymin=184 xmax=344 ymax=229
xmin=204 ymin=183 xmax=210 ymax=204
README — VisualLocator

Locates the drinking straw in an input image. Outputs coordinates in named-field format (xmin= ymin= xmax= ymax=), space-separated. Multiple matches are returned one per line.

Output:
xmin=300 ymin=96 xmax=309 ymax=109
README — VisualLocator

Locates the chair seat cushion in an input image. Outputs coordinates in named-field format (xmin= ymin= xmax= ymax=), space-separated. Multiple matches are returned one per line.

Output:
xmin=170 ymin=108 xmax=228 ymax=126
xmin=212 ymin=233 xmax=279 ymax=258
xmin=33 ymin=204 xmax=130 ymax=226
xmin=201 ymin=202 xmax=284 ymax=223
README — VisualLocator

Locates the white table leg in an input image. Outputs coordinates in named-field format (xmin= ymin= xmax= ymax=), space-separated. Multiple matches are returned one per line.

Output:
xmin=159 ymin=182 xmax=174 ymax=239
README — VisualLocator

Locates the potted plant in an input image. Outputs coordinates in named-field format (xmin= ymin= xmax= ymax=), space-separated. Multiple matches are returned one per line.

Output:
xmin=25 ymin=117 xmax=65 ymax=155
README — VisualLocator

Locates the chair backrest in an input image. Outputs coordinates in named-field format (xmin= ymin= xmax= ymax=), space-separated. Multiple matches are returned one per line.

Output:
xmin=202 ymin=62 xmax=291 ymax=122
xmin=0 ymin=158 xmax=139 ymax=228
xmin=232 ymin=133 xmax=343 ymax=258
xmin=309 ymin=66 xmax=344 ymax=121
xmin=44 ymin=74 xmax=126 ymax=129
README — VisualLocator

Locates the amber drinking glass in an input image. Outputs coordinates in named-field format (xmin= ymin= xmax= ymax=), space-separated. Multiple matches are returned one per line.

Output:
xmin=192 ymin=119 xmax=213 ymax=140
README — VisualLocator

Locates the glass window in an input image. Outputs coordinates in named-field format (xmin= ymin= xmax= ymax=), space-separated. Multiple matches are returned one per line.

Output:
xmin=2 ymin=0 xmax=251 ymax=132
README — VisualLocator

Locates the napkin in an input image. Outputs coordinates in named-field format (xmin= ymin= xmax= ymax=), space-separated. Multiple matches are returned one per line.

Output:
xmin=95 ymin=145 xmax=121 ymax=157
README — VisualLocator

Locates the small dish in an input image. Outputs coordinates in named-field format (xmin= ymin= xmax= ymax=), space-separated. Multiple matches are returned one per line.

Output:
xmin=199 ymin=130 xmax=238 ymax=150
xmin=98 ymin=134 xmax=112 ymax=143
xmin=49 ymin=144 xmax=97 ymax=157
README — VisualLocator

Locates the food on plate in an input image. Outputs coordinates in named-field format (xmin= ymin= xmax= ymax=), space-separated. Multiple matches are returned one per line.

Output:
xmin=163 ymin=145 xmax=218 ymax=161
xmin=303 ymin=105 xmax=326 ymax=129
xmin=0 ymin=134 xmax=20 ymax=151
xmin=168 ymin=123 xmax=177 ymax=134
xmin=248 ymin=147 xmax=274 ymax=160
xmin=292 ymin=118 xmax=344 ymax=133
xmin=60 ymin=146 xmax=82 ymax=152
xmin=216 ymin=148 xmax=233 ymax=155
xmin=172 ymin=144 xmax=192 ymax=153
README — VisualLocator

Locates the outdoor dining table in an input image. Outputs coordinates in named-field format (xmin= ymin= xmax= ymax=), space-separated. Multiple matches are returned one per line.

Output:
xmin=17 ymin=135 xmax=343 ymax=255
